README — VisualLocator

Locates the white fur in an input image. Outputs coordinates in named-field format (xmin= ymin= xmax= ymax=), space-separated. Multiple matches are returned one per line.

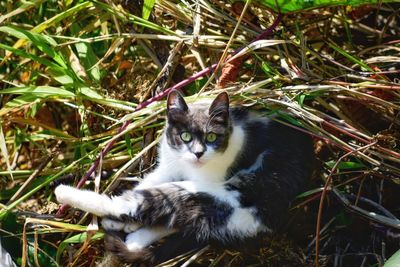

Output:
xmin=154 ymin=124 xmax=245 ymax=184
xmin=55 ymin=184 xmax=139 ymax=218
xmin=134 ymin=166 xmax=178 ymax=190
xmin=125 ymin=227 xmax=177 ymax=251
xmin=55 ymin=185 xmax=113 ymax=217
xmin=226 ymin=208 xmax=270 ymax=237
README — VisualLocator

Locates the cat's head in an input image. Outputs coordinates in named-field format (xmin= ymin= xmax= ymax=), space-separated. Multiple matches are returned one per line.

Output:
xmin=165 ymin=90 xmax=232 ymax=167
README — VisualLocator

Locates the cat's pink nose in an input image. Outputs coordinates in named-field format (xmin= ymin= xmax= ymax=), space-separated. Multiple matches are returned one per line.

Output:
xmin=194 ymin=152 xmax=204 ymax=159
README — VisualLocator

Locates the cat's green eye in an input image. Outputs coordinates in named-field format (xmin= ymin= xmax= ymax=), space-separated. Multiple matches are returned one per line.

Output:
xmin=206 ymin=132 xmax=217 ymax=143
xmin=180 ymin=132 xmax=192 ymax=142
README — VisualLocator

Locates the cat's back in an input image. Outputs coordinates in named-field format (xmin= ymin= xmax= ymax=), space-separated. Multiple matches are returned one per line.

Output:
xmin=230 ymin=108 xmax=314 ymax=170
xmin=229 ymin=108 xmax=314 ymax=227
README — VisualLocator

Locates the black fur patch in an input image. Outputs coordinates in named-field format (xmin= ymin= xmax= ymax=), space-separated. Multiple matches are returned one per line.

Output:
xmin=227 ymin=119 xmax=314 ymax=229
xmin=119 ymin=185 xmax=234 ymax=240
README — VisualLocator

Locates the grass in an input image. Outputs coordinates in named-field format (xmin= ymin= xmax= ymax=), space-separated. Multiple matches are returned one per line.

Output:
xmin=0 ymin=0 xmax=400 ymax=266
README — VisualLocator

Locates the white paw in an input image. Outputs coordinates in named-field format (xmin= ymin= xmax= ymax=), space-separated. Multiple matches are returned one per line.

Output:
xmin=124 ymin=227 xmax=175 ymax=251
xmin=112 ymin=193 xmax=141 ymax=217
xmin=125 ymin=231 xmax=146 ymax=251
xmin=54 ymin=184 xmax=72 ymax=204
xmin=101 ymin=218 xmax=125 ymax=231
xmin=124 ymin=222 xmax=141 ymax=233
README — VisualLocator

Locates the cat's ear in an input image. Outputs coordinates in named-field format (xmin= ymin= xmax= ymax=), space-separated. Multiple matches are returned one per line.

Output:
xmin=209 ymin=92 xmax=229 ymax=117
xmin=167 ymin=90 xmax=188 ymax=113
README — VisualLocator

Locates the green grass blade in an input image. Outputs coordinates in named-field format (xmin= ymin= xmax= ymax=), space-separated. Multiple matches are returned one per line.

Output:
xmin=0 ymin=0 xmax=46 ymax=24
xmin=384 ymin=249 xmax=400 ymax=267
xmin=77 ymin=87 xmax=136 ymax=111
xmin=56 ymin=232 xmax=104 ymax=262
xmin=0 ymin=94 xmax=41 ymax=116
xmin=325 ymin=160 xmax=366 ymax=170
xmin=71 ymin=24 xmax=101 ymax=84
xmin=0 ymin=43 xmax=77 ymax=86
xmin=142 ymin=0 xmax=156 ymax=20
xmin=92 ymin=0 xmax=178 ymax=35
xmin=32 ymin=2 xmax=93 ymax=34
xmin=0 ymin=43 xmax=64 ymax=71
xmin=328 ymin=42 xmax=374 ymax=72
xmin=0 ymin=26 xmax=68 ymax=69
xmin=0 ymin=86 xmax=76 ymax=98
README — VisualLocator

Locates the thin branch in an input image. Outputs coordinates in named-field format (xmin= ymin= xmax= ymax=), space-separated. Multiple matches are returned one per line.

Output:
xmin=314 ymin=141 xmax=377 ymax=267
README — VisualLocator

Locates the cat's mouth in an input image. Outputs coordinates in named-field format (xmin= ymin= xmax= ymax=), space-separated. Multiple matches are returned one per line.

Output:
xmin=191 ymin=159 xmax=205 ymax=167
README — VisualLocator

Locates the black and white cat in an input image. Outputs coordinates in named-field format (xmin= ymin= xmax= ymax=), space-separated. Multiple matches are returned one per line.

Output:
xmin=55 ymin=90 xmax=314 ymax=263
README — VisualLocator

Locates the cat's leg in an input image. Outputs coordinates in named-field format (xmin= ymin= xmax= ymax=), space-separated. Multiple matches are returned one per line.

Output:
xmin=54 ymin=184 xmax=168 ymax=235
xmin=115 ymin=181 xmax=267 ymax=241
xmin=55 ymin=185 xmax=170 ymax=234
xmin=55 ymin=181 xmax=265 ymax=240
xmin=104 ymin=227 xmax=176 ymax=263
xmin=54 ymin=184 xmax=139 ymax=217
xmin=54 ymin=160 xmax=175 ymax=215
xmin=99 ymin=167 xmax=176 ymax=232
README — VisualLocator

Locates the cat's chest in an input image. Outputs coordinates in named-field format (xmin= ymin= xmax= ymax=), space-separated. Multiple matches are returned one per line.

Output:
xmin=166 ymin=161 xmax=229 ymax=183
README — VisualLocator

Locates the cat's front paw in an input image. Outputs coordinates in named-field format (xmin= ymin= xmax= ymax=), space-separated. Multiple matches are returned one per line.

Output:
xmin=54 ymin=184 xmax=74 ymax=205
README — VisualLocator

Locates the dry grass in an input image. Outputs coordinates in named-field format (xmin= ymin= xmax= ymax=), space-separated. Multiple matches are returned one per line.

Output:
xmin=0 ymin=1 xmax=399 ymax=266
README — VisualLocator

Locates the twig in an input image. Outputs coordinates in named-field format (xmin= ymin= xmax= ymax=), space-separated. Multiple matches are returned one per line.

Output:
xmin=180 ymin=245 xmax=210 ymax=267
xmin=331 ymin=189 xmax=400 ymax=229
xmin=314 ymin=141 xmax=377 ymax=267
xmin=327 ymin=80 xmax=400 ymax=90
xmin=198 ymin=0 xmax=253 ymax=94
xmin=148 ymin=41 xmax=186 ymax=96
xmin=8 ymin=141 xmax=62 ymax=204
xmin=155 ymin=248 xmax=199 ymax=267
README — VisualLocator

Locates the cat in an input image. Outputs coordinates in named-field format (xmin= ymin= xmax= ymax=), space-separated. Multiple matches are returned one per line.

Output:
xmin=55 ymin=90 xmax=314 ymax=264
